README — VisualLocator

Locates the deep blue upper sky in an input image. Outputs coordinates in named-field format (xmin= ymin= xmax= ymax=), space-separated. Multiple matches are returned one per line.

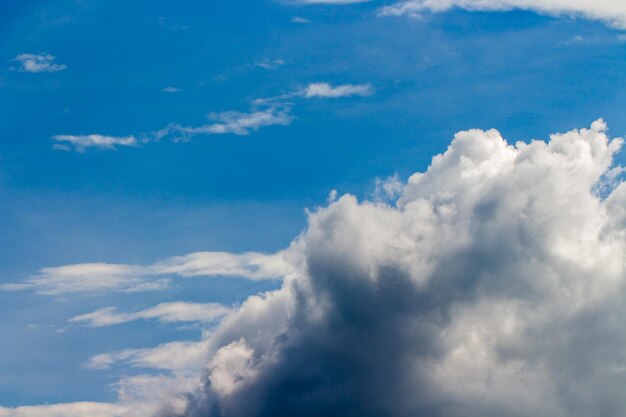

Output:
xmin=1 ymin=0 xmax=626 ymax=409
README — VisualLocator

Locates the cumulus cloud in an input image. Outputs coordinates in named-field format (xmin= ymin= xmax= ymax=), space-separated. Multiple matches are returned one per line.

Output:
xmin=303 ymin=82 xmax=374 ymax=98
xmin=52 ymin=134 xmax=138 ymax=152
xmin=12 ymin=53 xmax=67 ymax=73
xmin=0 ymin=251 xmax=291 ymax=296
xmin=18 ymin=120 xmax=626 ymax=417
xmin=69 ymin=302 xmax=231 ymax=327
xmin=137 ymin=119 xmax=626 ymax=417
xmin=379 ymin=0 xmax=626 ymax=29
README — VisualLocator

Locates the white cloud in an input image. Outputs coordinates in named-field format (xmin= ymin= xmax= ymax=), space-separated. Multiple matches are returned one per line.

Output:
xmin=0 ymin=263 xmax=168 ymax=296
xmin=255 ymin=59 xmax=285 ymax=69
xmin=0 ymin=402 xmax=127 ymax=417
xmin=165 ymin=107 xmax=293 ymax=137
xmin=12 ymin=53 xmax=67 ymax=73
xmin=149 ymin=120 xmax=626 ymax=417
xmin=53 ymin=107 xmax=294 ymax=152
xmin=162 ymin=86 xmax=182 ymax=93
xmin=0 ymin=251 xmax=292 ymax=296
xmin=51 ymin=82 xmax=375 ymax=152
xmin=379 ymin=0 xmax=626 ymax=29
xmin=87 ymin=339 xmax=212 ymax=371
xmin=148 ymin=251 xmax=293 ymax=279
xmin=52 ymin=134 xmax=138 ymax=152
xmin=69 ymin=302 xmax=231 ymax=327
xmin=303 ymin=82 xmax=374 ymax=98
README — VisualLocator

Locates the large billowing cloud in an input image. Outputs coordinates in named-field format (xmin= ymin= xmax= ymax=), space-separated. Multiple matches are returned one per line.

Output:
xmin=7 ymin=121 xmax=626 ymax=416
xmin=145 ymin=119 xmax=626 ymax=417
xmin=379 ymin=0 xmax=626 ymax=29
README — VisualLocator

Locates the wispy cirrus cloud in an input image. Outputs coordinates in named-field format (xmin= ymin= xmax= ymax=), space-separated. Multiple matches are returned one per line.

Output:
xmin=379 ymin=0 xmax=626 ymax=29
xmin=0 ymin=263 xmax=168 ymax=296
xmin=156 ymin=107 xmax=293 ymax=140
xmin=12 ymin=53 xmax=67 ymax=73
xmin=161 ymin=86 xmax=182 ymax=93
xmin=0 ymin=251 xmax=292 ymax=296
xmin=53 ymin=82 xmax=372 ymax=152
xmin=69 ymin=302 xmax=231 ymax=328
xmin=53 ymin=107 xmax=292 ymax=152
xmin=255 ymin=59 xmax=285 ymax=70
xmin=0 ymin=402 xmax=128 ymax=417
xmin=87 ymin=339 xmax=212 ymax=371
xmin=52 ymin=134 xmax=138 ymax=152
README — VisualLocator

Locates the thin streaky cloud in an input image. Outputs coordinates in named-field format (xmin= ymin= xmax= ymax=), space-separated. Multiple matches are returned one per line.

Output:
xmin=0 ymin=402 xmax=128 ymax=417
xmin=161 ymin=86 xmax=182 ymax=93
xmin=255 ymin=59 xmax=285 ymax=69
xmin=52 ymin=134 xmax=138 ymax=152
xmin=161 ymin=107 xmax=293 ymax=138
xmin=86 ymin=339 xmax=211 ymax=371
xmin=69 ymin=302 xmax=232 ymax=328
xmin=0 ymin=251 xmax=292 ymax=296
xmin=379 ymin=0 xmax=626 ymax=29
xmin=52 ymin=83 xmax=372 ymax=152
xmin=253 ymin=82 xmax=376 ymax=107
xmin=53 ymin=106 xmax=292 ymax=152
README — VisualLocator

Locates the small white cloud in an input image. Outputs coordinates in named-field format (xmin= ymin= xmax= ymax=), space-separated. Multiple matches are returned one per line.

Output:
xmin=304 ymin=82 xmax=374 ymax=98
xmin=69 ymin=302 xmax=231 ymax=328
xmin=161 ymin=107 xmax=293 ymax=138
xmin=12 ymin=53 xmax=67 ymax=73
xmin=52 ymin=134 xmax=138 ymax=152
xmin=327 ymin=189 xmax=338 ymax=203
xmin=374 ymin=174 xmax=404 ymax=201
xmin=161 ymin=86 xmax=182 ymax=93
xmin=291 ymin=16 xmax=311 ymax=23
xmin=255 ymin=59 xmax=285 ymax=70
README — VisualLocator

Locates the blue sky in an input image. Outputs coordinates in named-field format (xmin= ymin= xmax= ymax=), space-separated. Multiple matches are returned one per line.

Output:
xmin=2 ymin=0 xmax=626 ymax=414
